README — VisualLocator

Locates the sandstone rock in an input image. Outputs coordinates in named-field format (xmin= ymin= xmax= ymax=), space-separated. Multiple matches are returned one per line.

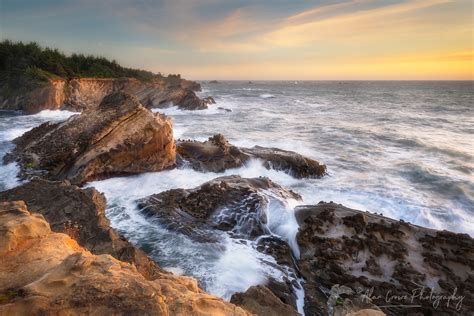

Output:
xmin=177 ymin=134 xmax=326 ymax=178
xmin=4 ymin=92 xmax=176 ymax=185
xmin=0 ymin=179 xmax=164 ymax=280
xmin=230 ymin=285 xmax=299 ymax=316
xmin=345 ymin=309 xmax=386 ymax=316
xmin=0 ymin=76 xmax=212 ymax=113
xmin=295 ymin=202 xmax=474 ymax=315
xmin=0 ymin=201 xmax=250 ymax=315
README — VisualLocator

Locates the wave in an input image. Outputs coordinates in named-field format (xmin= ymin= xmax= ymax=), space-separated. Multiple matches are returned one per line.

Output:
xmin=259 ymin=94 xmax=275 ymax=99
xmin=87 ymin=161 xmax=303 ymax=301
xmin=152 ymin=106 xmax=223 ymax=116
xmin=374 ymin=134 xmax=473 ymax=161
xmin=33 ymin=109 xmax=78 ymax=120
xmin=397 ymin=162 xmax=474 ymax=207
xmin=0 ymin=162 xmax=22 ymax=191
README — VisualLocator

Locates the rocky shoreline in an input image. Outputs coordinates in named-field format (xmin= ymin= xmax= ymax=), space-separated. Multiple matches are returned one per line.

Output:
xmin=1 ymin=90 xmax=472 ymax=315
xmin=0 ymin=75 xmax=214 ymax=113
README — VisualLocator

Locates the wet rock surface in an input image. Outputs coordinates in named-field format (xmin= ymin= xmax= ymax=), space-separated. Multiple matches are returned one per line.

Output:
xmin=144 ymin=83 xmax=214 ymax=110
xmin=177 ymin=134 xmax=326 ymax=178
xmin=0 ymin=201 xmax=250 ymax=315
xmin=230 ymin=285 xmax=299 ymax=316
xmin=295 ymin=202 xmax=474 ymax=315
xmin=137 ymin=175 xmax=304 ymax=314
xmin=137 ymin=175 xmax=301 ymax=243
xmin=0 ymin=179 xmax=164 ymax=280
xmin=4 ymin=92 xmax=176 ymax=185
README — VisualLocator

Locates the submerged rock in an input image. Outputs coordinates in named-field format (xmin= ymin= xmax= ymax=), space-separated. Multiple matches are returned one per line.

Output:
xmin=137 ymin=175 xmax=301 ymax=243
xmin=295 ymin=202 xmax=474 ymax=315
xmin=0 ymin=179 xmax=163 ymax=280
xmin=0 ymin=201 xmax=250 ymax=315
xmin=177 ymin=134 xmax=326 ymax=178
xmin=4 ymin=92 xmax=176 ymax=185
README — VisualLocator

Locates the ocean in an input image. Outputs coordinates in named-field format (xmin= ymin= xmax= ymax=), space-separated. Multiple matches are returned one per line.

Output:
xmin=1 ymin=81 xmax=472 ymax=311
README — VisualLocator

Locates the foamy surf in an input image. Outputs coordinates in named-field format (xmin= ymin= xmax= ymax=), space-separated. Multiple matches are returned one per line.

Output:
xmin=0 ymin=81 xmax=472 ymax=316
xmin=0 ymin=109 xmax=78 ymax=191
xmin=87 ymin=161 xmax=308 ymax=306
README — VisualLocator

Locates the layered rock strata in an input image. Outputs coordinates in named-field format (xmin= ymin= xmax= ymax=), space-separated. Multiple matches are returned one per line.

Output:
xmin=4 ymin=92 xmax=176 ymax=185
xmin=0 ymin=179 xmax=163 ymax=280
xmin=0 ymin=201 xmax=250 ymax=315
xmin=0 ymin=76 xmax=213 ymax=113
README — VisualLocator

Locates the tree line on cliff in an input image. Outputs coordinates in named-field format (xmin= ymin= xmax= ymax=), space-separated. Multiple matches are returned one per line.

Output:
xmin=0 ymin=40 xmax=159 ymax=96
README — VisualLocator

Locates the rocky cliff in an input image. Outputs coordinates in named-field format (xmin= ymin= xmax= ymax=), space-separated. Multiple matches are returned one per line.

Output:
xmin=4 ymin=92 xmax=176 ymax=185
xmin=0 ymin=201 xmax=250 ymax=315
xmin=0 ymin=179 xmax=165 ymax=280
xmin=0 ymin=76 xmax=214 ymax=113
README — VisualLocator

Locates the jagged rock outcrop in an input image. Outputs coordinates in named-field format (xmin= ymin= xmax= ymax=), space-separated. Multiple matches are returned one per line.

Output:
xmin=177 ymin=134 xmax=326 ymax=178
xmin=295 ymin=202 xmax=474 ymax=315
xmin=0 ymin=75 xmax=213 ymax=113
xmin=4 ymin=92 xmax=176 ymax=185
xmin=137 ymin=175 xmax=301 ymax=243
xmin=0 ymin=179 xmax=163 ymax=280
xmin=137 ymin=175 xmax=303 ymax=312
xmin=230 ymin=285 xmax=299 ymax=316
xmin=0 ymin=201 xmax=250 ymax=315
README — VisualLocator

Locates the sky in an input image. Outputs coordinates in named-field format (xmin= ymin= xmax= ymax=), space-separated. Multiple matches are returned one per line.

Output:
xmin=1 ymin=0 xmax=473 ymax=80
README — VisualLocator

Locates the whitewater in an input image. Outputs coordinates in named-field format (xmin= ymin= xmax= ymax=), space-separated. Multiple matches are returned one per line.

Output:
xmin=1 ymin=81 xmax=472 ymax=313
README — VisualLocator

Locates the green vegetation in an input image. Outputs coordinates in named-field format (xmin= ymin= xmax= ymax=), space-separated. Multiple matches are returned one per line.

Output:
xmin=0 ymin=40 xmax=158 ymax=96
xmin=24 ymin=161 xmax=37 ymax=169
xmin=0 ymin=289 xmax=24 ymax=304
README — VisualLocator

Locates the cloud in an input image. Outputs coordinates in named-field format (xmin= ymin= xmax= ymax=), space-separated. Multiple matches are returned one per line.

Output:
xmin=261 ymin=0 xmax=456 ymax=47
xmin=2 ymin=0 xmax=472 ymax=79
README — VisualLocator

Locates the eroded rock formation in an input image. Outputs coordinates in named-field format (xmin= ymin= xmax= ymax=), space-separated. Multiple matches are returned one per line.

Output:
xmin=137 ymin=175 xmax=303 ymax=311
xmin=0 ymin=179 xmax=164 ymax=280
xmin=4 ymin=92 xmax=176 ymax=185
xmin=296 ymin=202 xmax=474 ymax=315
xmin=0 ymin=201 xmax=250 ymax=315
xmin=177 ymin=134 xmax=326 ymax=178
xmin=230 ymin=285 xmax=299 ymax=316
xmin=137 ymin=175 xmax=301 ymax=243
xmin=0 ymin=76 xmax=213 ymax=113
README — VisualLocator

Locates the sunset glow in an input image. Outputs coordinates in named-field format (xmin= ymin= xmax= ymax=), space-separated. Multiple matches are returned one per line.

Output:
xmin=1 ymin=0 xmax=472 ymax=79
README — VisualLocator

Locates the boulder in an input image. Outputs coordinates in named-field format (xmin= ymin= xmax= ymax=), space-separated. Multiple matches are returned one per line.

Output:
xmin=153 ymin=88 xmax=214 ymax=110
xmin=137 ymin=175 xmax=301 ymax=243
xmin=0 ymin=201 xmax=250 ymax=315
xmin=230 ymin=285 xmax=299 ymax=316
xmin=4 ymin=92 xmax=176 ymax=185
xmin=295 ymin=202 xmax=474 ymax=315
xmin=0 ymin=179 xmax=164 ymax=280
xmin=137 ymin=175 xmax=303 ymax=311
xmin=177 ymin=134 xmax=326 ymax=178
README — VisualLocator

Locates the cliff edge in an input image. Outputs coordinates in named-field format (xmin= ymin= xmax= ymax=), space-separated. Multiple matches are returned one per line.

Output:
xmin=0 ymin=200 xmax=250 ymax=315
